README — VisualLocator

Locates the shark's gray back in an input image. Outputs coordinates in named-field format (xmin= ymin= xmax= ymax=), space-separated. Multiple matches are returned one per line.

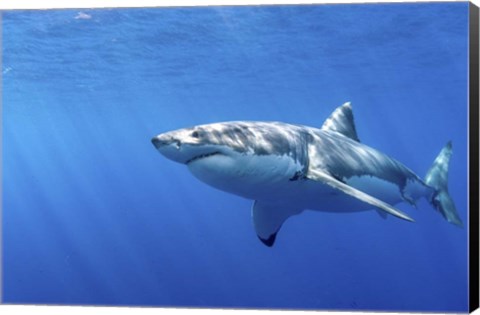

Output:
xmin=195 ymin=121 xmax=311 ymax=166
xmin=306 ymin=128 xmax=425 ymax=191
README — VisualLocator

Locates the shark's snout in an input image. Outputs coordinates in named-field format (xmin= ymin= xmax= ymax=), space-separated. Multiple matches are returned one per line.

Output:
xmin=152 ymin=128 xmax=228 ymax=165
xmin=151 ymin=133 xmax=187 ymax=164
xmin=151 ymin=135 xmax=167 ymax=149
xmin=151 ymin=134 xmax=181 ymax=150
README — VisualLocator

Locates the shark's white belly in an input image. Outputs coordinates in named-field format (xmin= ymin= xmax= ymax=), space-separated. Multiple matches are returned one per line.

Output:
xmin=187 ymin=153 xmax=409 ymax=213
xmin=296 ymin=176 xmax=405 ymax=213
xmin=187 ymin=153 xmax=303 ymax=199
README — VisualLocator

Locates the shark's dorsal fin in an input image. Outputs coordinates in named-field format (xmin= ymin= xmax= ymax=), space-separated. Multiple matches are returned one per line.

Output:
xmin=321 ymin=102 xmax=360 ymax=142
xmin=252 ymin=201 xmax=302 ymax=247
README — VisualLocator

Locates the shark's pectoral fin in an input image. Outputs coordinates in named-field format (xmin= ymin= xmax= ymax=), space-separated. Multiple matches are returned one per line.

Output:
xmin=307 ymin=169 xmax=414 ymax=222
xmin=252 ymin=201 xmax=302 ymax=247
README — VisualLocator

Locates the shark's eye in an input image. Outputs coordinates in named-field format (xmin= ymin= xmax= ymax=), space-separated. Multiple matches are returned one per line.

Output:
xmin=191 ymin=131 xmax=199 ymax=138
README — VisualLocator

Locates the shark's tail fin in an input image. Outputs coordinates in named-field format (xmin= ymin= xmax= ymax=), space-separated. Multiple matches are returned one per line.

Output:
xmin=424 ymin=141 xmax=463 ymax=227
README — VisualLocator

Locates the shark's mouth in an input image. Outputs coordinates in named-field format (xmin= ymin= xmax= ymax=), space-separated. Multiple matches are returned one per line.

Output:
xmin=186 ymin=151 xmax=221 ymax=164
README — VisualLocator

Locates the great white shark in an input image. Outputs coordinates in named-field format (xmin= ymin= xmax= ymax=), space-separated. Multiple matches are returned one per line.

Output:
xmin=151 ymin=102 xmax=463 ymax=247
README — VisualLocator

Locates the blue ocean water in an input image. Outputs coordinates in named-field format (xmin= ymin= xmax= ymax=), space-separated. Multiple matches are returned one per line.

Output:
xmin=2 ymin=3 xmax=470 ymax=312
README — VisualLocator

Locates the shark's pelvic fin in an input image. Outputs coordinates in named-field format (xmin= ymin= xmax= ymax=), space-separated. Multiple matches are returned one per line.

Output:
xmin=252 ymin=201 xmax=302 ymax=247
xmin=307 ymin=169 xmax=414 ymax=222
xmin=425 ymin=141 xmax=463 ymax=227
xmin=321 ymin=102 xmax=360 ymax=142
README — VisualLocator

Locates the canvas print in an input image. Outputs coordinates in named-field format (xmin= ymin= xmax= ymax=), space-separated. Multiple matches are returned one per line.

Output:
xmin=2 ymin=2 xmax=478 ymax=312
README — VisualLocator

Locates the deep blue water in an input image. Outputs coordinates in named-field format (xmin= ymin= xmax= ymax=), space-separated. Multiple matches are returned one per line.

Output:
xmin=2 ymin=3 xmax=470 ymax=312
